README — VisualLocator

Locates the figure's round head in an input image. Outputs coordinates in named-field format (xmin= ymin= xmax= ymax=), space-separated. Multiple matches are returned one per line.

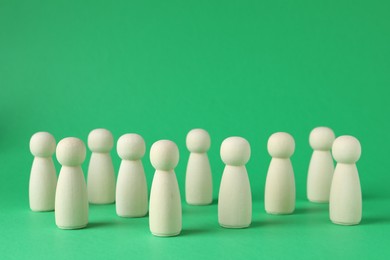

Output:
xmin=88 ymin=128 xmax=114 ymax=153
xmin=267 ymin=132 xmax=295 ymax=158
xmin=117 ymin=133 xmax=146 ymax=160
xmin=186 ymin=128 xmax=211 ymax=153
xmin=332 ymin=135 xmax=361 ymax=163
xmin=56 ymin=137 xmax=86 ymax=166
xmin=30 ymin=132 xmax=56 ymax=157
xmin=150 ymin=140 xmax=179 ymax=171
xmin=220 ymin=136 xmax=251 ymax=166
xmin=309 ymin=127 xmax=335 ymax=151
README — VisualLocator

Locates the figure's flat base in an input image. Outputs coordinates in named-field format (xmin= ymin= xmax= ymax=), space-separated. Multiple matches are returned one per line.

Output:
xmin=89 ymin=201 xmax=115 ymax=205
xmin=151 ymin=231 xmax=181 ymax=237
xmin=308 ymin=198 xmax=329 ymax=203
xmin=30 ymin=208 xmax=54 ymax=212
xmin=186 ymin=201 xmax=213 ymax=206
xmin=266 ymin=210 xmax=294 ymax=215
xmin=331 ymin=220 xmax=360 ymax=226
xmin=219 ymin=223 xmax=250 ymax=229
xmin=117 ymin=213 xmax=147 ymax=218
xmin=57 ymin=224 xmax=88 ymax=230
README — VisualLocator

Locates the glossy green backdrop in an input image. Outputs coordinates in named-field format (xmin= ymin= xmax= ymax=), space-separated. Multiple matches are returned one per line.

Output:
xmin=1 ymin=0 xmax=389 ymax=259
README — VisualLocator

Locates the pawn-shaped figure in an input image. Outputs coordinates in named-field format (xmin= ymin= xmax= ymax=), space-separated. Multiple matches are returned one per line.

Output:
xmin=307 ymin=127 xmax=335 ymax=203
xmin=55 ymin=137 xmax=88 ymax=229
xmin=87 ymin=128 xmax=116 ymax=204
xmin=116 ymin=134 xmax=148 ymax=217
xmin=149 ymin=140 xmax=182 ymax=237
xmin=185 ymin=129 xmax=213 ymax=205
xmin=330 ymin=135 xmax=362 ymax=225
xmin=265 ymin=132 xmax=296 ymax=214
xmin=29 ymin=132 xmax=57 ymax=211
xmin=218 ymin=137 xmax=252 ymax=228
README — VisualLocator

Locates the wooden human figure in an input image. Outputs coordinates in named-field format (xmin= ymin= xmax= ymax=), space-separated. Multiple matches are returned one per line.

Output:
xmin=218 ymin=136 xmax=252 ymax=228
xmin=330 ymin=135 xmax=362 ymax=225
xmin=116 ymin=133 xmax=148 ymax=217
xmin=29 ymin=132 xmax=57 ymax=212
xmin=87 ymin=128 xmax=116 ymax=204
xmin=264 ymin=132 xmax=296 ymax=214
xmin=185 ymin=128 xmax=213 ymax=205
xmin=307 ymin=127 xmax=335 ymax=203
xmin=149 ymin=140 xmax=181 ymax=237
xmin=55 ymin=137 xmax=88 ymax=229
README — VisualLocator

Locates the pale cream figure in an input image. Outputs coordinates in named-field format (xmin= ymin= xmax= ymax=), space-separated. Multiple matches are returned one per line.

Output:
xmin=185 ymin=128 xmax=213 ymax=205
xmin=29 ymin=132 xmax=57 ymax=212
xmin=87 ymin=128 xmax=116 ymax=204
xmin=218 ymin=136 xmax=252 ymax=228
xmin=264 ymin=132 xmax=296 ymax=214
xmin=330 ymin=135 xmax=362 ymax=225
xmin=55 ymin=137 xmax=88 ymax=229
xmin=149 ymin=140 xmax=182 ymax=237
xmin=116 ymin=133 xmax=148 ymax=217
xmin=307 ymin=127 xmax=335 ymax=203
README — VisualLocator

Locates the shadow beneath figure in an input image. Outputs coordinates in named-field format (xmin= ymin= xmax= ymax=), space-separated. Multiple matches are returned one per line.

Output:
xmin=360 ymin=216 xmax=390 ymax=226
xmin=250 ymin=220 xmax=265 ymax=228
xmin=87 ymin=221 xmax=117 ymax=229
xmin=114 ymin=211 xmax=149 ymax=219
xmin=360 ymin=188 xmax=390 ymax=200
xmin=89 ymin=202 xmax=116 ymax=207
xmin=251 ymin=218 xmax=290 ymax=229
xmin=184 ymin=198 xmax=218 ymax=207
xmin=294 ymin=204 xmax=328 ymax=215
xmin=180 ymin=228 xmax=215 ymax=237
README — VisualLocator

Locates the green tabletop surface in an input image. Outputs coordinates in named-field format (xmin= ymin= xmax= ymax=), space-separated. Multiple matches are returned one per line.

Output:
xmin=1 ymin=0 xmax=389 ymax=259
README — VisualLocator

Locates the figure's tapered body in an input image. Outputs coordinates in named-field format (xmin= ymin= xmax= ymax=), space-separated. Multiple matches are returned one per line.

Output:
xmin=88 ymin=152 xmax=115 ymax=204
xmin=218 ymin=165 xmax=251 ymax=228
xmin=186 ymin=153 xmax=212 ymax=205
xmin=55 ymin=166 xmax=88 ymax=229
xmin=330 ymin=164 xmax=361 ymax=225
xmin=116 ymin=160 xmax=148 ymax=217
xmin=307 ymin=151 xmax=334 ymax=202
xmin=265 ymin=158 xmax=295 ymax=214
xmin=149 ymin=170 xmax=182 ymax=236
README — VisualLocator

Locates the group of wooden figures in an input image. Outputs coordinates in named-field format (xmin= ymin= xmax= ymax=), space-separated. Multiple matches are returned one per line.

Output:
xmin=29 ymin=127 xmax=362 ymax=236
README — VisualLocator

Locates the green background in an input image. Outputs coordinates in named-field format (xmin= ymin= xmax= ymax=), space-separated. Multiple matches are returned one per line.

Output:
xmin=1 ymin=0 xmax=389 ymax=259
